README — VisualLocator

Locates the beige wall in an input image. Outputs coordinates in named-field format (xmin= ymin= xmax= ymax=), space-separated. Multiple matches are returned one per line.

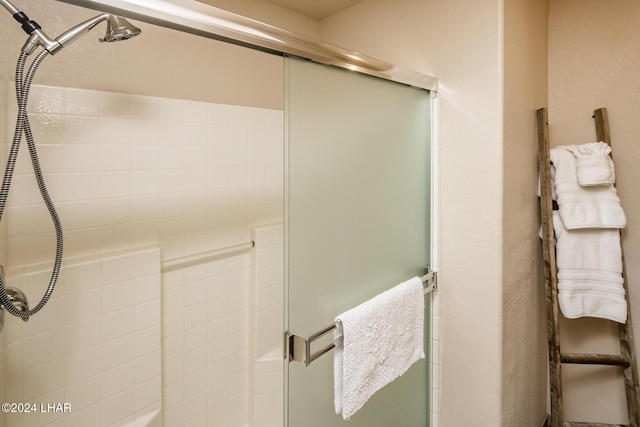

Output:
xmin=549 ymin=0 xmax=640 ymax=423
xmin=0 ymin=0 xmax=284 ymax=109
xmin=502 ymin=0 xmax=548 ymax=425
xmin=197 ymin=0 xmax=321 ymax=39
xmin=323 ymin=0 xmax=548 ymax=425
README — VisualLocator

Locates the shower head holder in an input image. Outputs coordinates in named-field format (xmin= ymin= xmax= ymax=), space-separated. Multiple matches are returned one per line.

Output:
xmin=1 ymin=0 xmax=141 ymax=55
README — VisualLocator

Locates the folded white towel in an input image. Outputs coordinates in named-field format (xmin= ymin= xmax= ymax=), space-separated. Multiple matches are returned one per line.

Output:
xmin=334 ymin=277 xmax=425 ymax=420
xmin=565 ymin=142 xmax=615 ymax=186
xmin=553 ymin=212 xmax=627 ymax=323
xmin=550 ymin=147 xmax=625 ymax=229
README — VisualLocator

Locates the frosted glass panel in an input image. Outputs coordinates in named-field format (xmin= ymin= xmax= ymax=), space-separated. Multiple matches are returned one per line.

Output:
xmin=285 ymin=56 xmax=431 ymax=426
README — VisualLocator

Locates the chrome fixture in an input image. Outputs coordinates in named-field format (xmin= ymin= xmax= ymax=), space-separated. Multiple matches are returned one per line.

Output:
xmin=1 ymin=0 xmax=140 ymax=54
xmin=0 ymin=0 xmax=140 ymax=325
xmin=57 ymin=0 xmax=437 ymax=91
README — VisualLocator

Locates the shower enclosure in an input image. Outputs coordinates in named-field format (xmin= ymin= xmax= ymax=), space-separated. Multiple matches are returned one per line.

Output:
xmin=0 ymin=1 xmax=435 ymax=426
xmin=285 ymin=56 xmax=431 ymax=426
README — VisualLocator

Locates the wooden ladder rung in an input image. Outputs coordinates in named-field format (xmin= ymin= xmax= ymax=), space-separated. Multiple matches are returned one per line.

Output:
xmin=561 ymin=352 xmax=631 ymax=367
xmin=564 ymin=422 xmax=630 ymax=427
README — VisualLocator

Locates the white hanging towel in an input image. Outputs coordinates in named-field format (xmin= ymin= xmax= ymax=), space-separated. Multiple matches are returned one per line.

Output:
xmin=553 ymin=211 xmax=627 ymax=323
xmin=334 ymin=276 xmax=425 ymax=420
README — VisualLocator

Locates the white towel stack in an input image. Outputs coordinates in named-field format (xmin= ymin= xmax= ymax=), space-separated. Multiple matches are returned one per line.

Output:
xmin=550 ymin=147 xmax=625 ymax=229
xmin=334 ymin=277 xmax=425 ymax=420
xmin=549 ymin=143 xmax=627 ymax=323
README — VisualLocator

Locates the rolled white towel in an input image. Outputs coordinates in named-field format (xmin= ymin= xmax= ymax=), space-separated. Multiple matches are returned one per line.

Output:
xmin=568 ymin=142 xmax=615 ymax=186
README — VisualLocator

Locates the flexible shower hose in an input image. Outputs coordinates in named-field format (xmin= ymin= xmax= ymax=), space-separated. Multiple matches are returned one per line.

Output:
xmin=0 ymin=47 xmax=63 ymax=319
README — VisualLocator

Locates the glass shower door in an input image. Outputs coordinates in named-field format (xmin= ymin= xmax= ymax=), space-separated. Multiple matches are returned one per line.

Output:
xmin=284 ymin=56 xmax=431 ymax=427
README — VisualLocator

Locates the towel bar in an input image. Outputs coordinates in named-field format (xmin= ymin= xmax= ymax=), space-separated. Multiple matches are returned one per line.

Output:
xmin=287 ymin=270 xmax=437 ymax=366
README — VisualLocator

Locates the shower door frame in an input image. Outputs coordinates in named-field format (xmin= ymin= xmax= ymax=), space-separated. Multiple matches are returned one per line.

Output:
xmin=54 ymin=0 xmax=441 ymax=425
xmin=55 ymin=0 xmax=437 ymax=91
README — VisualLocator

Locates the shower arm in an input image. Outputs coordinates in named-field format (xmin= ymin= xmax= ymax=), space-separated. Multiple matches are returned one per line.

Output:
xmin=0 ymin=0 xmax=112 ymax=55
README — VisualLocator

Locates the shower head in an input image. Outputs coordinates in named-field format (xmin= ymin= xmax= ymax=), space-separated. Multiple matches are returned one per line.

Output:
xmin=54 ymin=13 xmax=141 ymax=51
xmin=99 ymin=15 xmax=141 ymax=43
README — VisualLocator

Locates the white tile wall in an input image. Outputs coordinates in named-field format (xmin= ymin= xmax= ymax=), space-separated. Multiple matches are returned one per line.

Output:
xmin=2 ymin=247 xmax=161 ymax=427
xmin=430 ymin=95 xmax=441 ymax=427
xmin=3 ymin=82 xmax=284 ymax=268
xmin=2 ymin=82 xmax=285 ymax=427
xmin=249 ymin=224 xmax=283 ymax=427
xmin=161 ymin=253 xmax=252 ymax=427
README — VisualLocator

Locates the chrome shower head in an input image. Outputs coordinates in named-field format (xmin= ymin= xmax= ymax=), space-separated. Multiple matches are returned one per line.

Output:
xmin=54 ymin=13 xmax=141 ymax=51
xmin=99 ymin=15 xmax=141 ymax=43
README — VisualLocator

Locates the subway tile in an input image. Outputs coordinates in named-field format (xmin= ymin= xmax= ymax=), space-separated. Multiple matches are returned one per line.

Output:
xmin=101 ymin=362 xmax=134 ymax=399
xmin=98 ymin=170 xmax=131 ymax=198
xmin=163 ymin=402 xmax=184 ymax=427
xmin=184 ymin=323 xmax=207 ymax=352
xmin=62 ymin=403 xmax=101 ymax=427
xmin=207 ymin=338 xmax=228 ymax=365
xmin=162 ymin=287 xmax=185 ymax=315
xmin=99 ymin=92 xmax=132 ymax=118
xmin=185 ymin=367 xmax=207 ymax=398
xmin=163 ymin=378 xmax=185 ymax=409
xmin=130 ymin=195 xmax=159 ymax=222
xmin=101 ymin=281 xmax=135 ymax=314
xmin=131 ymin=94 xmax=184 ymax=122
xmin=101 ymin=389 xmax=134 ymax=426
xmin=155 ymin=121 xmax=186 ymax=146
xmin=184 ymin=301 xmax=207 ymax=329
xmin=100 ymin=307 xmax=134 ymax=344
xmin=162 ymin=354 xmax=184 ymax=386
xmin=64 ymin=87 xmax=99 ymax=116
xmin=130 ymin=144 xmax=159 ymax=170
xmin=186 ymin=411 xmax=208 ymax=427
xmin=184 ymin=279 xmax=207 ymax=307
xmin=135 ymin=351 xmax=161 ymax=384
xmin=60 ymin=346 xmax=103 ymax=385
xmin=98 ymin=117 xmax=131 ymax=144
xmin=184 ymin=346 xmax=207 ymax=376
xmin=21 ymin=328 xmax=66 ymax=370
xmin=184 ymin=390 xmax=207 ymax=420
xmin=62 ymin=200 xmax=102 ymax=231
xmin=59 ymin=171 xmax=100 ymax=202
xmin=64 ymin=376 xmax=101 ymax=411
xmin=208 ymin=102 xmax=229 ymax=124
xmin=185 ymin=100 xmax=208 ymax=123
xmin=29 ymin=85 xmax=64 ymax=114
xmin=134 ymin=299 xmax=160 ymax=331
xmin=21 ymin=359 xmax=65 ymax=401
xmin=99 ymin=144 xmax=131 ymax=171
xmin=162 ymin=309 xmax=184 ymax=337
xmin=101 ymin=335 xmax=134 ymax=371
xmin=134 ymin=376 xmax=161 ymax=412
xmin=135 ymin=274 xmax=161 ymax=305
xmin=185 ymin=144 xmax=208 ymax=168
xmin=158 ymin=169 xmax=185 ymax=194
xmin=131 ymin=170 xmax=160 ymax=196
xmin=134 ymin=325 xmax=161 ymax=358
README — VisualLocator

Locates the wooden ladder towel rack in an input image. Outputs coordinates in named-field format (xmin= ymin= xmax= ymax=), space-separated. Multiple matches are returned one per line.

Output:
xmin=537 ymin=107 xmax=640 ymax=427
